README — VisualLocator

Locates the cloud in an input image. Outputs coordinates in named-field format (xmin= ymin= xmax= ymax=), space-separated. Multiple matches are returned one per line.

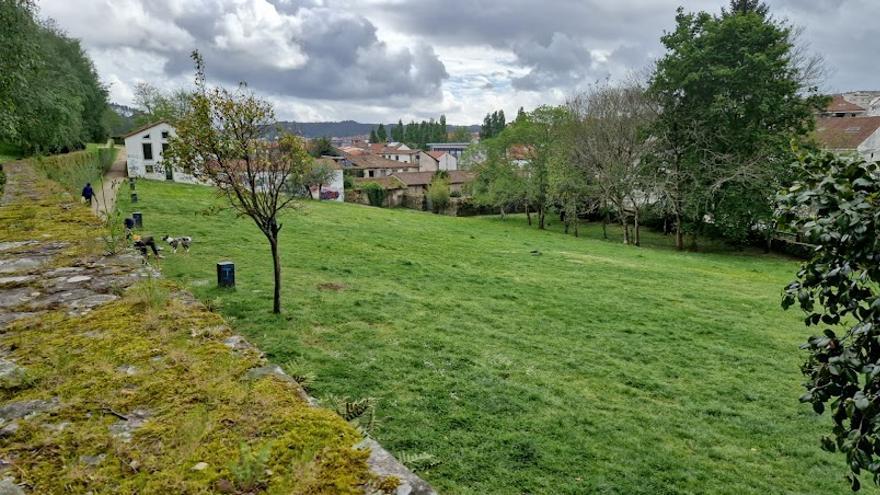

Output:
xmin=38 ymin=0 xmax=880 ymax=124
xmin=41 ymin=0 xmax=448 ymax=104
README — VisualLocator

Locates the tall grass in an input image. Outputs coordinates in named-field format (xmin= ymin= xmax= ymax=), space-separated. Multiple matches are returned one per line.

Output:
xmin=32 ymin=142 xmax=116 ymax=195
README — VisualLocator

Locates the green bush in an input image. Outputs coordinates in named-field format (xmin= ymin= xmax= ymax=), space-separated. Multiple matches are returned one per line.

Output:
xmin=427 ymin=177 xmax=450 ymax=213
xmin=33 ymin=144 xmax=116 ymax=195
xmin=361 ymin=182 xmax=386 ymax=207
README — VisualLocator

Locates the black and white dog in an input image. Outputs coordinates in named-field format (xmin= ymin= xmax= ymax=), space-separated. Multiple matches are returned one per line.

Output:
xmin=162 ymin=235 xmax=192 ymax=253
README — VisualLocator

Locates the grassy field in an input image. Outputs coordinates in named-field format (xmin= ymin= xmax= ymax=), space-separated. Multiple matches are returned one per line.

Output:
xmin=118 ymin=180 xmax=847 ymax=495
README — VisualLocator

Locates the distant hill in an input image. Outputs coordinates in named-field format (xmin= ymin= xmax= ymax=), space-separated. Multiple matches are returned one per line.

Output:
xmin=107 ymin=104 xmax=480 ymax=140
xmin=274 ymin=120 xmax=480 ymax=139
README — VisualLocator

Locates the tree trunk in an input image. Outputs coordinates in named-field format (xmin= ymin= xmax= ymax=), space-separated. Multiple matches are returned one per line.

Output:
xmin=764 ymin=220 xmax=775 ymax=254
xmin=269 ymin=234 xmax=282 ymax=314
xmin=574 ymin=215 xmax=579 ymax=237
xmin=500 ymin=205 xmax=506 ymax=220
xmin=602 ymin=203 xmax=609 ymax=240
xmin=634 ymin=209 xmax=641 ymax=247
xmin=621 ymin=216 xmax=630 ymax=245
xmin=674 ymin=211 xmax=684 ymax=250
xmin=526 ymin=204 xmax=531 ymax=225
xmin=538 ymin=207 xmax=545 ymax=230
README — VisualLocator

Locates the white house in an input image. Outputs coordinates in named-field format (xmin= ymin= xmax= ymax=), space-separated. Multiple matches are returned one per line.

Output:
xmin=815 ymin=116 xmax=880 ymax=162
xmin=419 ymin=151 xmax=458 ymax=172
xmin=123 ymin=122 xmax=201 ymax=184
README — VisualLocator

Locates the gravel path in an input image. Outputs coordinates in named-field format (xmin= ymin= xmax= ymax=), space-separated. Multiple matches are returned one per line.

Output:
xmin=92 ymin=147 xmax=127 ymax=219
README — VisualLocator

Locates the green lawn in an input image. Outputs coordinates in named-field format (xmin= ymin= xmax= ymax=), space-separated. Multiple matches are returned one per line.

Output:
xmin=118 ymin=180 xmax=847 ymax=495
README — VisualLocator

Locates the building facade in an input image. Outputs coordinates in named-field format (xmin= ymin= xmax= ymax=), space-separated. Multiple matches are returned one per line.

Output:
xmin=123 ymin=122 xmax=201 ymax=184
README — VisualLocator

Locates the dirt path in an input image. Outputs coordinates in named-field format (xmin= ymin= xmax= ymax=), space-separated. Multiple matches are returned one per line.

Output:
xmin=92 ymin=147 xmax=126 ymax=219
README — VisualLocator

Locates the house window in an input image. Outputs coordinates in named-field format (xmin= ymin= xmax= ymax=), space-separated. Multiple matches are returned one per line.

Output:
xmin=145 ymin=165 xmax=155 ymax=174
xmin=142 ymin=142 xmax=154 ymax=160
xmin=162 ymin=143 xmax=169 ymax=155
xmin=142 ymin=134 xmax=150 ymax=140
xmin=161 ymin=131 xmax=169 ymax=139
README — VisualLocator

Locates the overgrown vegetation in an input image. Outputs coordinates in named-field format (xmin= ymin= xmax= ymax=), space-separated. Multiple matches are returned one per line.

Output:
xmin=361 ymin=182 xmax=387 ymax=207
xmin=31 ymin=143 xmax=116 ymax=195
xmin=120 ymin=179 xmax=851 ymax=494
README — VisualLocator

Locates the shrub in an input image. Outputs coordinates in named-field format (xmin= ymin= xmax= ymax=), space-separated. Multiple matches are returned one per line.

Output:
xmin=427 ymin=177 xmax=450 ymax=213
xmin=33 ymin=144 xmax=116 ymax=195
xmin=361 ymin=182 xmax=386 ymax=207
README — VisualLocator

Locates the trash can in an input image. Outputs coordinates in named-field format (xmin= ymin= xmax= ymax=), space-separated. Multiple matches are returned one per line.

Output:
xmin=130 ymin=192 xmax=138 ymax=203
xmin=132 ymin=211 xmax=143 ymax=228
xmin=217 ymin=262 xmax=235 ymax=288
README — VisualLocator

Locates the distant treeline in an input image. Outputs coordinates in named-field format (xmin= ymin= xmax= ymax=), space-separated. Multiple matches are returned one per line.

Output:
xmin=269 ymin=120 xmax=479 ymax=140
xmin=0 ymin=0 xmax=109 ymax=154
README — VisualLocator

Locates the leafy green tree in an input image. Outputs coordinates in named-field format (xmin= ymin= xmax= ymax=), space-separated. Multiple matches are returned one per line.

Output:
xmin=648 ymin=4 xmax=826 ymax=249
xmin=369 ymin=128 xmax=378 ymax=143
xmin=450 ymin=126 xmax=471 ymax=142
xmin=777 ymin=153 xmax=880 ymax=492
xmin=165 ymin=52 xmax=311 ymax=314
xmin=300 ymin=160 xmax=337 ymax=200
xmin=307 ymin=136 xmax=335 ymax=158
xmin=133 ymin=83 xmax=191 ymax=126
xmin=376 ymin=123 xmax=387 ymax=142
xmin=470 ymin=141 xmax=525 ymax=219
xmin=0 ymin=2 xmax=109 ymax=153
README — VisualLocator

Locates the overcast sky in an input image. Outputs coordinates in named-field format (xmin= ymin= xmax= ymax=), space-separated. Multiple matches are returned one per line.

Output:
xmin=39 ymin=0 xmax=878 ymax=125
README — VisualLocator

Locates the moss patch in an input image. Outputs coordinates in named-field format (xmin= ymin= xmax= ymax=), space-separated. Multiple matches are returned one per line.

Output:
xmin=0 ymin=163 xmax=378 ymax=494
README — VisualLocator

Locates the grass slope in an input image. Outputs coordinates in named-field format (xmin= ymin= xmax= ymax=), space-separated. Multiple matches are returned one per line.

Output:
xmin=119 ymin=180 xmax=846 ymax=495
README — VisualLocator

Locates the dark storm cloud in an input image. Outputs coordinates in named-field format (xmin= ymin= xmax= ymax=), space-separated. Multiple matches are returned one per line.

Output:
xmin=55 ymin=0 xmax=449 ymax=102
xmin=369 ymin=0 xmax=877 ymax=93
xmin=372 ymin=0 xmax=670 ymax=90
xmin=165 ymin=4 xmax=447 ymax=101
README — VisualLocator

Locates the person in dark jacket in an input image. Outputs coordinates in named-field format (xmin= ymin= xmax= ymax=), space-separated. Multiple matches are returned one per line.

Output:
xmin=132 ymin=235 xmax=162 ymax=260
xmin=123 ymin=217 xmax=135 ymax=240
xmin=81 ymin=183 xmax=94 ymax=205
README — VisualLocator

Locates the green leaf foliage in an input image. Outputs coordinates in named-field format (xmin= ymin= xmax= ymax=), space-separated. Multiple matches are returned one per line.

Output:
xmin=0 ymin=0 xmax=109 ymax=153
xmin=777 ymin=153 xmax=880 ymax=490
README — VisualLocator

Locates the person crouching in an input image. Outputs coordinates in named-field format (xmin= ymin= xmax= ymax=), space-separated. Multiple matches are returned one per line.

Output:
xmin=132 ymin=235 xmax=163 ymax=261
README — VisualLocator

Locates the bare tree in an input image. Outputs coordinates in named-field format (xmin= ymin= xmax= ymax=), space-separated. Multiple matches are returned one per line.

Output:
xmin=165 ymin=51 xmax=311 ymax=314
xmin=568 ymin=81 xmax=656 ymax=245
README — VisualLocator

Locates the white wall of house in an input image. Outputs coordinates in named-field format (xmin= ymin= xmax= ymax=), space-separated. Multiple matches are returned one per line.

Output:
xmin=859 ymin=128 xmax=880 ymax=162
xmin=124 ymin=122 xmax=203 ymax=185
xmin=437 ymin=153 xmax=458 ymax=171
xmin=419 ymin=152 xmax=458 ymax=172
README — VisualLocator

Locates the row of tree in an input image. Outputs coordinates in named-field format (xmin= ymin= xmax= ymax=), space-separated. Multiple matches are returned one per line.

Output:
xmin=369 ymin=116 xmax=472 ymax=149
xmin=471 ymin=0 xmax=827 ymax=249
xmin=0 ymin=0 xmax=109 ymax=154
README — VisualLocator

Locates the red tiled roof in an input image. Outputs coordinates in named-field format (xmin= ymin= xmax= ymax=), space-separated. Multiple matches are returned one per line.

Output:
xmin=343 ymin=152 xmax=420 ymax=170
xmin=122 ymin=121 xmax=170 ymax=139
xmin=424 ymin=151 xmax=447 ymax=161
xmin=391 ymin=171 xmax=474 ymax=187
xmin=815 ymin=116 xmax=880 ymax=150
xmin=826 ymin=95 xmax=866 ymax=114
